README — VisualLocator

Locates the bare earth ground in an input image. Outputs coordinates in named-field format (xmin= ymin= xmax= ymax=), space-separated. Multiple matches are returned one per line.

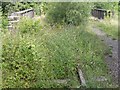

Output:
xmin=92 ymin=26 xmax=119 ymax=86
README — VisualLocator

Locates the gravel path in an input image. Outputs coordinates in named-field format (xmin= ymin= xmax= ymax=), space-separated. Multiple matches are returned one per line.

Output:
xmin=92 ymin=27 xmax=119 ymax=85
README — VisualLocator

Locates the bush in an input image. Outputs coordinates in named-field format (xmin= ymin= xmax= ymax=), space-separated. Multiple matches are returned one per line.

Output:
xmin=46 ymin=3 xmax=92 ymax=25
xmin=2 ymin=33 xmax=39 ymax=87
xmin=2 ymin=31 xmax=53 ymax=88
xmin=17 ymin=17 xmax=42 ymax=34
xmin=65 ymin=3 xmax=91 ymax=25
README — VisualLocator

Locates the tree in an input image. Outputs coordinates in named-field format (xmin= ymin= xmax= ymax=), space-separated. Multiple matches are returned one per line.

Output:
xmin=46 ymin=2 xmax=92 ymax=26
xmin=94 ymin=2 xmax=118 ymax=11
xmin=1 ymin=2 xmax=14 ymax=16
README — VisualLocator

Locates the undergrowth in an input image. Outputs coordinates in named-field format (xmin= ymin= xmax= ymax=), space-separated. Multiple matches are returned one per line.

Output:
xmin=2 ymin=17 xmax=114 ymax=88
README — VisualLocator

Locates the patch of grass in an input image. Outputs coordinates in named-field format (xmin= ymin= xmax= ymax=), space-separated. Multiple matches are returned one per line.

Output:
xmin=42 ymin=25 xmax=114 ymax=88
xmin=94 ymin=17 xmax=118 ymax=40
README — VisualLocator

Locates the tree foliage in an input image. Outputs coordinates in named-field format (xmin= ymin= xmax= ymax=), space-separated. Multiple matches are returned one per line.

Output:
xmin=1 ymin=2 xmax=14 ymax=16
xmin=46 ymin=2 xmax=92 ymax=26
xmin=94 ymin=2 xmax=118 ymax=11
xmin=1 ymin=2 xmax=49 ymax=16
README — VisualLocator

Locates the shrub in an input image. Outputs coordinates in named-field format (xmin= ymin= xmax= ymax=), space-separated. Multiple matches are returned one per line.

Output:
xmin=65 ymin=3 xmax=91 ymax=25
xmin=2 ymin=29 xmax=71 ymax=88
xmin=2 ymin=33 xmax=39 ymax=87
xmin=46 ymin=2 xmax=92 ymax=25
xmin=17 ymin=17 xmax=42 ymax=34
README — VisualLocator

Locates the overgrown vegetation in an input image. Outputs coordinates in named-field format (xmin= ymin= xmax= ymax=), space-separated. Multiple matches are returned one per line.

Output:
xmin=17 ymin=17 xmax=42 ymax=34
xmin=2 ymin=17 xmax=115 ymax=88
xmin=1 ymin=2 xmax=119 ymax=88
xmin=91 ymin=2 xmax=119 ymax=40
xmin=94 ymin=16 xmax=118 ymax=40
xmin=46 ymin=3 xmax=92 ymax=25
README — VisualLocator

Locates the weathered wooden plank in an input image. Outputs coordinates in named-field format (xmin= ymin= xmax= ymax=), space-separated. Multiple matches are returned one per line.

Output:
xmin=15 ymin=9 xmax=33 ymax=14
xmin=8 ymin=16 xmax=20 ymax=21
xmin=77 ymin=64 xmax=86 ymax=87
xmin=15 ymin=9 xmax=34 ymax=18
xmin=9 ymin=20 xmax=19 ymax=24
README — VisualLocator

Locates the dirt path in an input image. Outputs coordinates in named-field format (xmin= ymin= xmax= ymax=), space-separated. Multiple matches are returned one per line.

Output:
xmin=92 ymin=26 xmax=119 ymax=86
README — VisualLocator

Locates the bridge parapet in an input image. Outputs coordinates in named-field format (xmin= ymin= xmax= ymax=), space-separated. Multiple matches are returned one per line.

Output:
xmin=8 ymin=9 xmax=34 ymax=30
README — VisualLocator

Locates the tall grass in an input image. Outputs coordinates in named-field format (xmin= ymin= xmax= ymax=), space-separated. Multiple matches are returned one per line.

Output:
xmin=95 ymin=16 xmax=118 ymax=40
xmin=45 ymin=25 xmax=114 ymax=88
